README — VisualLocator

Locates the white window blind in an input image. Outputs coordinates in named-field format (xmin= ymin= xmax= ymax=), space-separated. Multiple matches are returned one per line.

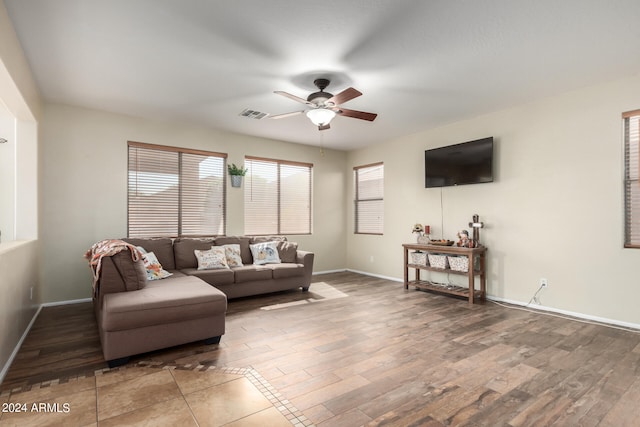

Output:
xmin=244 ymin=156 xmax=312 ymax=235
xmin=624 ymin=110 xmax=640 ymax=248
xmin=128 ymin=141 xmax=227 ymax=237
xmin=354 ymin=162 xmax=384 ymax=235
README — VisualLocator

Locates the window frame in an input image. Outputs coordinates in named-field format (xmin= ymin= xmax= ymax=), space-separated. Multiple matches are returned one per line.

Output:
xmin=127 ymin=141 xmax=227 ymax=238
xmin=354 ymin=162 xmax=384 ymax=235
xmin=244 ymin=155 xmax=313 ymax=236
xmin=623 ymin=110 xmax=640 ymax=248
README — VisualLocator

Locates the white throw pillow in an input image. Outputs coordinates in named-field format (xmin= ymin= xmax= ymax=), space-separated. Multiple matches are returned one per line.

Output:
xmin=250 ymin=241 xmax=281 ymax=265
xmin=194 ymin=246 xmax=229 ymax=270
xmin=222 ymin=244 xmax=243 ymax=267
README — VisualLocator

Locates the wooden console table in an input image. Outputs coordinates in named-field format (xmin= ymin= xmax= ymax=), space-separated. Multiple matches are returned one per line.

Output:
xmin=402 ymin=243 xmax=487 ymax=304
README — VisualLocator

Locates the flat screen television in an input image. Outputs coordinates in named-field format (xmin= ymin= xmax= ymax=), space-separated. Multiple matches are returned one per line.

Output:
xmin=425 ymin=137 xmax=493 ymax=188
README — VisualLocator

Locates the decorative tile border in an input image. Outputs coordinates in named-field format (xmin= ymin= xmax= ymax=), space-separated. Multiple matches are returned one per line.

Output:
xmin=3 ymin=360 xmax=314 ymax=427
xmin=135 ymin=362 xmax=313 ymax=427
xmin=3 ymin=371 xmax=94 ymax=395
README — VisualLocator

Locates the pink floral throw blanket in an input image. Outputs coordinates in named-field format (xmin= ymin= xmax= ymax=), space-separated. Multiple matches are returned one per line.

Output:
xmin=85 ymin=239 xmax=143 ymax=296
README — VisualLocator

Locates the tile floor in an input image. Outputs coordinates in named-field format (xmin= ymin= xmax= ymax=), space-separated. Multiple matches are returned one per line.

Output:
xmin=0 ymin=363 xmax=312 ymax=426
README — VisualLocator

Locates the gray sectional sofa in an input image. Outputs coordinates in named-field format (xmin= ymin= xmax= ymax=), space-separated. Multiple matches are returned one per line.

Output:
xmin=92 ymin=235 xmax=314 ymax=367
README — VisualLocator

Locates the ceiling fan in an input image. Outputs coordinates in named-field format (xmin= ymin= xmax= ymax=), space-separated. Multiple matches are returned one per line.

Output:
xmin=270 ymin=78 xmax=377 ymax=130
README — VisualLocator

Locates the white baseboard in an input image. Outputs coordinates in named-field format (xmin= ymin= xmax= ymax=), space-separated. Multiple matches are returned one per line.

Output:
xmin=0 ymin=305 xmax=42 ymax=385
xmin=313 ymin=268 xmax=403 ymax=283
xmin=487 ymin=295 xmax=640 ymax=331
xmin=345 ymin=269 xmax=403 ymax=283
xmin=313 ymin=269 xmax=347 ymax=275
xmin=42 ymin=297 xmax=92 ymax=307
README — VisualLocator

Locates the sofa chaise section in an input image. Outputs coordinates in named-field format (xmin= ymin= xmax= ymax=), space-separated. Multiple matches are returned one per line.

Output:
xmin=93 ymin=249 xmax=227 ymax=367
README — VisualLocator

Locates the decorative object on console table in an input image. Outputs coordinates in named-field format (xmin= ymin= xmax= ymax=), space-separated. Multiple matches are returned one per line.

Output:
xmin=418 ymin=224 xmax=431 ymax=244
xmin=447 ymin=256 xmax=469 ymax=272
xmin=469 ymin=214 xmax=484 ymax=246
xmin=410 ymin=251 xmax=427 ymax=266
xmin=456 ymin=230 xmax=477 ymax=248
xmin=228 ymin=163 xmax=248 ymax=188
xmin=412 ymin=223 xmax=431 ymax=244
xmin=429 ymin=239 xmax=454 ymax=246
xmin=427 ymin=253 xmax=448 ymax=269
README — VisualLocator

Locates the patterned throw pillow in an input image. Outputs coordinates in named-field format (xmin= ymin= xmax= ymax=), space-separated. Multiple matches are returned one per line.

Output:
xmin=249 ymin=241 xmax=281 ymax=265
xmin=222 ymin=244 xmax=244 ymax=267
xmin=194 ymin=246 xmax=229 ymax=270
xmin=141 ymin=251 xmax=173 ymax=281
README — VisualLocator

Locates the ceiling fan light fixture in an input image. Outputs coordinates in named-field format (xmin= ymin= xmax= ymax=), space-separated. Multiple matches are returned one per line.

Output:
xmin=306 ymin=108 xmax=336 ymax=126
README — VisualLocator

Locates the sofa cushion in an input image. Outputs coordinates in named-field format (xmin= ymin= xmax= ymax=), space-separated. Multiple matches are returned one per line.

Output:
xmin=250 ymin=236 xmax=287 ymax=244
xmin=180 ymin=267 xmax=235 ymax=285
xmin=124 ymin=238 xmax=175 ymax=270
xmin=214 ymin=236 xmax=252 ymax=265
xmin=173 ymin=237 xmax=216 ymax=269
xmin=270 ymin=263 xmax=305 ymax=279
xmin=195 ymin=247 xmax=229 ymax=270
xmin=233 ymin=265 xmax=273 ymax=283
xmin=102 ymin=250 xmax=148 ymax=292
xmin=277 ymin=241 xmax=298 ymax=263
xmin=101 ymin=276 xmax=227 ymax=331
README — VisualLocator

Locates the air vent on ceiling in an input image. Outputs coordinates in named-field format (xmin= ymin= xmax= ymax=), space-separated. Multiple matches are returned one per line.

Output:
xmin=239 ymin=109 xmax=268 ymax=120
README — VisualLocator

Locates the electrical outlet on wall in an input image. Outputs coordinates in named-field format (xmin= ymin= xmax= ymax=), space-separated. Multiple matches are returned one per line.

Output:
xmin=540 ymin=278 xmax=548 ymax=288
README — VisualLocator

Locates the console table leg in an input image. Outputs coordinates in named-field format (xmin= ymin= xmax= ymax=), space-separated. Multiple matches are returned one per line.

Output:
xmin=403 ymin=248 xmax=409 ymax=289
xmin=468 ymin=254 xmax=474 ymax=304
xmin=480 ymin=253 xmax=486 ymax=301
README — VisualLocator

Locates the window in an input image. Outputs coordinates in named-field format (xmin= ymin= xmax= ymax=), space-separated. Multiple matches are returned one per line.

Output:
xmin=128 ymin=141 xmax=226 ymax=237
xmin=354 ymin=162 xmax=384 ymax=235
xmin=244 ymin=156 xmax=312 ymax=235
xmin=624 ymin=110 xmax=640 ymax=248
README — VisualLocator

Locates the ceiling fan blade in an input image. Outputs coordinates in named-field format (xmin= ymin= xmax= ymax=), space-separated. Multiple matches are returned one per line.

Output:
xmin=274 ymin=91 xmax=313 ymax=105
xmin=327 ymin=87 xmax=362 ymax=105
xmin=319 ymin=124 xmax=330 ymax=131
xmin=336 ymin=108 xmax=377 ymax=121
xmin=269 ymin=110 xmax=306 ymax=120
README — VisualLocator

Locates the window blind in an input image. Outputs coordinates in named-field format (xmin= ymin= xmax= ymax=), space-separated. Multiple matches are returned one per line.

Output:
xmin=244 ymin=157 xmax=312 ymax=235
xmin=354 ymin=162 xmax=384 ymax=235
xmin=624 ymin=110 xmax=640 ymax=248
xmin=128 ymin=142 xmax=227 ymax=237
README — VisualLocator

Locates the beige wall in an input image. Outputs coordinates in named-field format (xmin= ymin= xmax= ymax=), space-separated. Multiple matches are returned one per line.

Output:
xmin=0 ymin=241 xmax=38 ymax=380
xmin=40 ymin=104 xmax=347 ymax=302
xmin=0 ymin=1 xmax=40 ymax=382
xmin=347 ymin=74 xmax=640 ymax=325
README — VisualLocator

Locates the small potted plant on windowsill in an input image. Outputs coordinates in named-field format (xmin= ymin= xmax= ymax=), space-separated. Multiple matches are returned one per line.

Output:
xmin=228 ymin=163 xmax=248 ymax=188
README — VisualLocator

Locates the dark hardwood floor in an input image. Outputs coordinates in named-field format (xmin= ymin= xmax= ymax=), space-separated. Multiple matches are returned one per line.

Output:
xmin=3 ymin=271 xmax=640 ymax=426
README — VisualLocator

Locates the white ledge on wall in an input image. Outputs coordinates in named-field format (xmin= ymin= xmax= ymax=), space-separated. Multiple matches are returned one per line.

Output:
xmin=0 ymin=239 xmax=35 ymax=255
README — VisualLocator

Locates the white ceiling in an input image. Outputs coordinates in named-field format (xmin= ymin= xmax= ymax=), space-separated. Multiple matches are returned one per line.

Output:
xmin=5 ymin=0 xmax=640 ymax=150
